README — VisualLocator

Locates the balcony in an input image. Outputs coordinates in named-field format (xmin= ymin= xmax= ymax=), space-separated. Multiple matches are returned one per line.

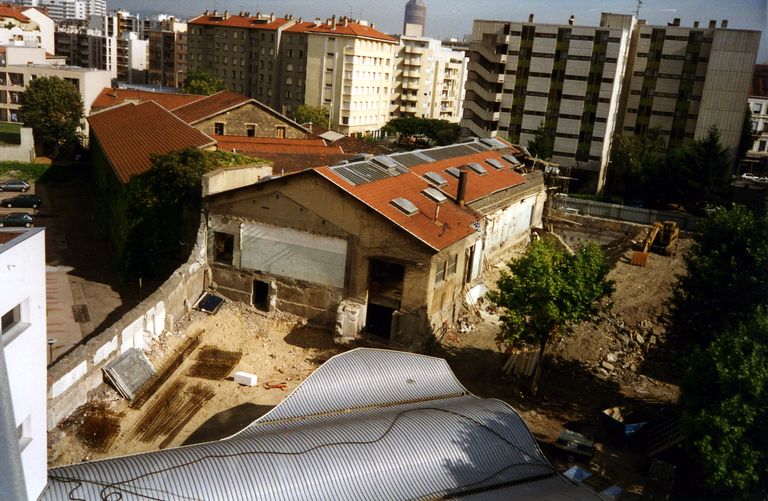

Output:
xmin=403 ymin=46 xmax=427 ymax=55
xmin=465 ymin=79 xmax=502 ymax=103
xmin=470 ymin=41 xmax=507 ymax=66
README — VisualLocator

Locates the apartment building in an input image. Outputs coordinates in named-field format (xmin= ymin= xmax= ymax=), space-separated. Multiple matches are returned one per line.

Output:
xmin=463 ymin=13 xmax=760 ymax=191
xmin=187 ymin=11 xmax=398 ymax=136
xmin=746 ymin=64 xmax=768 ymax=163
xmin=0 ymin=228 xmax=47 ymax=501
xmin=0 ymin=45 xmax=112 ymax=128
xmin=54 ymin=26 xmax=116 ymax=78
xmin=13 ymin=0 xmax=105 ymax=21
xmin=393 ymin=35 xmax=468 ymax=123
xmin=462 ymin=14 xmax=635 ymax=189
xmin=623 ymin=19 xmax=760 ymax=157
xmin=147 ymin=16 xmax=187 ymax=87
xmin=0 ymin=5 xmax=54 ymax=53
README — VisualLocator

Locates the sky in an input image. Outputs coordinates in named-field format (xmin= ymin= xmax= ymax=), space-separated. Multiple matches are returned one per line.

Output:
xmin=113 ymin=0 xmax=767 ymax=61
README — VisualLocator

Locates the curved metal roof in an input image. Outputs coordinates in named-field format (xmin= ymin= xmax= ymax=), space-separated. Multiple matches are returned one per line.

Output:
xmin=42 ymin=348 xmax=597 ymax=500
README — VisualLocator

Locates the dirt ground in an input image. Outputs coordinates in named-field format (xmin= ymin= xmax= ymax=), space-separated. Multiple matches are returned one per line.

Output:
xmin=49 ymin=236 xmax=689 ymax=498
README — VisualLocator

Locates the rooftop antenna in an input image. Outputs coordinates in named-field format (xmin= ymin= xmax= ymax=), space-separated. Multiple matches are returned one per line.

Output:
xmin=635 ymin=0 xmax=642 ymax=17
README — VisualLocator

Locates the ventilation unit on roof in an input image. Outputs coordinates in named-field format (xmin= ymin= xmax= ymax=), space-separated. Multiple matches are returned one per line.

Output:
xmin=480 ymin=137 xmax=507 ymax=149
xmin=423 ymin=171 xmax=448 ymax=186
xmin=422 ymin=187 xmax=447 ymax=203
xmin=485 ymin=158 xmax=503 ymax=170
xmin=467 ymin=162 xmax=487 ymax=175
xmin=502 ymin=154 xmax=521 ymax=165
xmin=445 ymin=167 xmax=461 ymax=179
xmin=390 ymin=197 xmax=419 ymax=216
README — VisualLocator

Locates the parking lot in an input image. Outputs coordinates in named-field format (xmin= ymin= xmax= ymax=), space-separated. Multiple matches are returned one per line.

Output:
xmin=1 ymin=164 xmax=142 ymax=363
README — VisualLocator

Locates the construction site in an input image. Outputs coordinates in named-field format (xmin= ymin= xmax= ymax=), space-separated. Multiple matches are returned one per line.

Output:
xmin=45 ymin=201 xmax=692 ymax=498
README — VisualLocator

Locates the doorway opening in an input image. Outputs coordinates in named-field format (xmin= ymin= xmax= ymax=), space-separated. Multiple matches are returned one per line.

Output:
xmin=252 ymin=280 xmax=270 ymax=311
xmin=365 ymin=303 xmax=395 ymax=339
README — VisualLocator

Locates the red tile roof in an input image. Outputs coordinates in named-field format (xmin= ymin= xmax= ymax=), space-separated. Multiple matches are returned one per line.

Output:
xmin=171 ymin=90 xmax=253 ymax=124
xmin=91 ymin=88 xmax=205 ymax=112
xmin=750 ymin=64 xmax=768 ymax=98
xmin=87 ymin=101 xmax=215 ymax=184
xmin=286 ymin=21 xmax=397 ymax=42
xmin=304 ymin=123 xmax=390 ymax=155
xmin=214 ymin=135 xmax=351 ymax=174
xmin=315 ymin=168 xmax=478 ymax=251
xmin=0 ymin=5 xmax=30 ymax=23
xmin=188 ymin=14 xmax=292 ymax=30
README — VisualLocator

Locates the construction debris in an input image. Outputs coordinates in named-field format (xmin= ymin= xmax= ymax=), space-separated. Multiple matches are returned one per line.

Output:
xmin=103 ymin=348 xmax=155 ymax=401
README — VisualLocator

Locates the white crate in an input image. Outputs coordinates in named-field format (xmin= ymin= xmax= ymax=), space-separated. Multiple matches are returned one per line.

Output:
xmin=233 ymin=371 xmax=258 ymax=386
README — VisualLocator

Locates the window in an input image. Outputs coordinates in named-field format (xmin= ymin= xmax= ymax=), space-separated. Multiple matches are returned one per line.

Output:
xmin=435 ymin=261 xmax=446 ymax=284
xmin=759 ymin=140 xmax=767 ymax=152
xmin=16 ymin=415 xmax=30 ymax=452
xmin=214 ymin=122 xmax=225 ymax=135
xmin=213 ymin=232 xmax=234 ymax=264
xmin=1 ymin=304 xmax=20 ymax=336
xmin=275 ymin=126 xmax=286 ymax=139
xmin=753 ymin=102 xmax=763 ymax=114
xmin=246 ymin=124 xmax=255 ymax=137
xmin=447 ymin=254 xmax=458 ymax=276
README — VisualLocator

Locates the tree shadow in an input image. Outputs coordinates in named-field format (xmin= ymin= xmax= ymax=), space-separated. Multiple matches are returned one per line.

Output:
xmin=181 ymin=403 xmax=275 ymax=446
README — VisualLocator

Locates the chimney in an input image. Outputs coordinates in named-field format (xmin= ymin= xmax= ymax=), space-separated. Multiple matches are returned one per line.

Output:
xmin=314 ymin=17 xmax=321 ymax=27
xmin=332 ymin=14 xmax=336 ymax=26
xmin=457 ymin=168 xmax=468 ymax=207
xmin=721 ymin=19 xmax=728 ymax=28
xmin=693 ymin=21 xmax=699 ymax=27
xmin=270 ymin=13 xmax=275 ymax=22
xmin=344 ymin=17 xmax=349 ymax=27
xmin=568 ymin=15 xmax=574 ymax=26
xmin=223 ymin=10 xmax=229 ymax=20
xmin=370 ymin=22 xmax=375 ymax=29
xmin=298 ymin=17 xmax=303 ymax=23
xmin=204 ymin=10 xmax=208 ymax=16
xmin=708 ymin=20 xmax=716 ymax=28
xmin=528 ymin=13 xmax=534 ymax=23
xmin=673 ymin=17 xmax=680 ymax=26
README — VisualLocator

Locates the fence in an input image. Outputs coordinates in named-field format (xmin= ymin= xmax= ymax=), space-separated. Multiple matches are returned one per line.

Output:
xmin=551 ymin=194 xmax=703 ymax=232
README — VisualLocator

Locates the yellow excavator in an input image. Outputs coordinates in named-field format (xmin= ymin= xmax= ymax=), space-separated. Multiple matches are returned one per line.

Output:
xmin=630 ymin=221 xmax=679 ymax=266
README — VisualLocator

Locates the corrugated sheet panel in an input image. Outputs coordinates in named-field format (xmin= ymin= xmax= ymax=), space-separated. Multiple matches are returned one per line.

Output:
xmin=424 ymin=144 xmax=484 ymax=160
xmin=42 ymin=349 xmax=596 ymax=501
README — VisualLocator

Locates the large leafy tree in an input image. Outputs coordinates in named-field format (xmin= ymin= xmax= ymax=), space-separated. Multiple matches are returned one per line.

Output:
xmin=671 ymin=205 xmax=768 ymax=346
xmin=182 ymin=70 xmax=224 ymax=96
xmin=125 ymin=148 xmax=257 ymax=277
xmin=670 ymin=127 xmax=732 ymax=213
xmin=382 ymin=117 xmax=461 ymax=146
xmin=20 ymin=76 xmax=84 ymax=155
xmin=527 ymin=121 xmax=554 ymax=160
xmin=293 ymin=105 xmax=330 ymax=128
xmin=488 ymin=239 xmax=614 ymax=393
xmin=680 ymin=311 xmax=768 ymax=495
xmin=606 ymin=128 xmax=670 ymax=206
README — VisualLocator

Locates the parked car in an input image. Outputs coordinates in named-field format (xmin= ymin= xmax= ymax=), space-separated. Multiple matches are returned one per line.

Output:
xmin=0 ymin=212 xmax=33 ymax=227
xmin=2 ymin=194 xmax=41 ymax=209
xmin=0 ymin=179 xmax=30 ymax=192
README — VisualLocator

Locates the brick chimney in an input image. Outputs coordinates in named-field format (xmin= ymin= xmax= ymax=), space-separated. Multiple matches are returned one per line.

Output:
xmin=457 ymin=168 xmax=468 ymax=207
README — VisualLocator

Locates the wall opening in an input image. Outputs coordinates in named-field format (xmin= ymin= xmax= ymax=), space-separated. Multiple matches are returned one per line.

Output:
xmin=365 ymin=303 xmax=394 ymax=339
xmin=252 ymin=280 xmax=270 ymax=311
xmin=213 ymin=232 xmax=234 ymax=265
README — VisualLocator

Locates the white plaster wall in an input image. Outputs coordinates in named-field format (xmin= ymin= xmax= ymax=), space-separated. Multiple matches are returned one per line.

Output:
xmin=0 ymin=229 xmax=46 ymax=500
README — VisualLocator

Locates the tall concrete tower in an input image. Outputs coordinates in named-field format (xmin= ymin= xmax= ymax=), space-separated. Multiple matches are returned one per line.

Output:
xmin=403 ymin=0 xmax=426 ymax=37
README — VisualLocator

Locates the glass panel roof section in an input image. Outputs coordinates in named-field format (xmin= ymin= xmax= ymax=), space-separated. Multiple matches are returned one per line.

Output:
xmin=467 ymin=162 xmax=487 ymax=175
xmin=485 ymin=158 xmax=503 ymax=170
xmin=445 ymin=167 xmax=461 ymax=178
xmin=502 ymin=154 xmax=521 ymax=165
xmin=391 ymin=197 xmax=419 ymax=216
xmin=423 ymin=171 xmax=448 ymax=186
xmin=422 ymin=187 xmax=448 ymax=203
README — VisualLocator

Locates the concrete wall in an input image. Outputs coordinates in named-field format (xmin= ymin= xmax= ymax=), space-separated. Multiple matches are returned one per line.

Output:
xmin=0 ymin=126 xmax=34 ymax=162
xmin=202 ymin=164 xmax=273 ymax=197
xmin=0 ymin=228 xmax=47 ymax=500
xmin=192 ymin=102 xmax=306 ymax=139
xmin=46 ymin=224 xmax=207 ymax=430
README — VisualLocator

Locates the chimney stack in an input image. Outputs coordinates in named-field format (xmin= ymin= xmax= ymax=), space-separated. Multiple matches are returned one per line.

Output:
xmin=528 ymin=13 xmax=534 ymax=23
xmin=708 ymin=20 xmax=716 ymax=28
xmin=693 ymin=21 xmax=699 ymax=27
xmin=457 ymin=168 xmax=468 ymax=207
xmin=721 ymin=19 xmax=728 ymax=28
xmin=568 ymin=15 xmax=574 ymax=26
xmin=673 ymin=17 xmax=680 ymax=26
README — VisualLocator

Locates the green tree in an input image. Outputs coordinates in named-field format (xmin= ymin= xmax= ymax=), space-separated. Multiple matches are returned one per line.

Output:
xmin=487 ymin=239 xmax=614 ymax=393
xmin=680 ymin=310 xmax=768 ymax=495
xmin=382 ymin=117 xmax=461 ymax=146
xmin=737 ymin=106 xmax=757 ymax=164
xmin=125 ymin=148 xmax=257 ymax=277
xmin=526 ymin=121 xmax=554 ymax=160
xmin=293 ymin=105 xmax=330 ymax=128
xmin=182 ymin=70 xmax=224 ymax=95
xmin=670 ymin=127 xmax=732 ymax=213
xmin=605 ymin=128 xmax=669 ymax=207
xmin=20 ymin=76 xmax=84 ymax=156
xmin=671 ymin=205 xmax=768 ymax=346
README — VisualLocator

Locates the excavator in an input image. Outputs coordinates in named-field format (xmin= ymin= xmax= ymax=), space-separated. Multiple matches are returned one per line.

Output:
xmin=630 ymin=221 xmax=679 ymax=266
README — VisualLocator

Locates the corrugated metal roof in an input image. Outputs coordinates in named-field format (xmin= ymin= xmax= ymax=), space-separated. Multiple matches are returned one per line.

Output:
xmin=42 ymin=349 xmax=596 ymax=500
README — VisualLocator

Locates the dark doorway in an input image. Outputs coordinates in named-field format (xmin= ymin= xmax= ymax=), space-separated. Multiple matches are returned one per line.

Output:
xmin=365 ymin=303 xmax=395 ymax=339
xmin=214 ymin=232 xmax=234 ymax=265
xmin=252 ymin=280 xmax=270 ymax=311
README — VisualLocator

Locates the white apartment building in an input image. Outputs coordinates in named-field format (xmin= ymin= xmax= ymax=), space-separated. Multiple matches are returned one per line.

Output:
xmin=747 ymin=64 xmax=768 ymax=162
xmin=394 ymin=35 xmax=468 ymax=122
xmin=0 ymin=5 xmax=54 ymax=54
xmin=300 ymin=18 xmax=399 ymax=137
xmin=0 ymin=45 xmax=113 ymax=131
xmin=0 ymin=228 xmax=47 ymax=501
xmin=14 ymin=0 xmax=105 ymax=21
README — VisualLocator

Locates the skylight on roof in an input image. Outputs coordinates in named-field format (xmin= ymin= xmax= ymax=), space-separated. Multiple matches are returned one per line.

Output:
xmin=445 ymin=167 xmax=461 ymax=179
xmin=391 ymin=197 xmax=419 ymax=216
xmin=479 ymin=137 xmax=507 ymax=149
xmin=423 ymin=171 xmax=448 ymax=186
xmin=467 ymin=162 xmax=487 ymax=175
xmin=372 ymin=155 xmax=401 ymax=169
xmin=485 ymin=158 xmax=503 ymax=170
xmin=502 ymin=154 xmax=521 ymax=165
xmin=422 ymin=187 xmax=448 ymax=203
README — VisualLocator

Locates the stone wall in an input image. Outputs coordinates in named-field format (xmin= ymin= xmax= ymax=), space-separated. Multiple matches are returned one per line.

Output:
xmin=46 ymin=224 xmax=208 ymax=430
xmin=192 ymin=102 xmax=306 ymax=139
